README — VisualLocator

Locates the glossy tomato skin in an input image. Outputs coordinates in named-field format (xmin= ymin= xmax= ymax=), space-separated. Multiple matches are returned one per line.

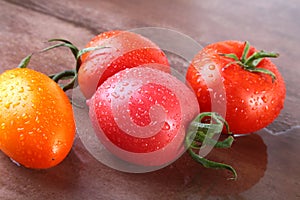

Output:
xmin=78 ymin=30 xmax=170 ymax=99
xmin=88 ymin=67 xmax=199 ymax=166
xmin=186 ymin=41 xmax=286 ymax=134
xmin=0 ymin=68 xmax=75 ymax=169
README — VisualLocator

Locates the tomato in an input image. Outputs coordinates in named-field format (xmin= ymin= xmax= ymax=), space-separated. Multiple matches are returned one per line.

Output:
xmin=88 ymin=67 xmax=199 ymax=166
xmin=78 ymin=30 xmax=170 ymax=99
xmin=186 ymin=41 xmax=286 ymax=134
xmin=0 ymin=68 xmax=75 ymax=169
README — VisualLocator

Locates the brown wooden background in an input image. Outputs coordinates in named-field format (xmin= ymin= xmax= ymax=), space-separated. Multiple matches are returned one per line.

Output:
xmin=0 ymin=0 xmax=300 ymax=199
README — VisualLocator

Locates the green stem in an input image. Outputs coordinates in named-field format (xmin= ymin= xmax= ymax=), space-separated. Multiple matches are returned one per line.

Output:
xmin=41 ymin=39 xmax=108 ymax=91
xmin=186 ymin=112 xmax=237 ymax=180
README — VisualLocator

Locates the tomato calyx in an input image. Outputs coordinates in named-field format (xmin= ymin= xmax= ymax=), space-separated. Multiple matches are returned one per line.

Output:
xmin=220 ymin=41 xmax=279 ymax=81
xmin=43 ymin=39 xmax=108 ymax=91
xmin=186 ymin=112 xmax=237 ymax=180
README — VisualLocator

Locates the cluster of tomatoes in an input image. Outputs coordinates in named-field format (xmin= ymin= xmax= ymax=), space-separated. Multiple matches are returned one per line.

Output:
xmin=0 ymin=30 xmax=285 ymax=179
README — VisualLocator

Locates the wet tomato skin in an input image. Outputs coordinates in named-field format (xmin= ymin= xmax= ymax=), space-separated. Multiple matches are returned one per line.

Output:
xmin=78 ymin=30 xmax=170 ymax=99
xmin=0 ymin=68 xmax=75 ymax=169
xmin=186 ymin=41 xmax=286 ymax=134
xmin=88 ymin=67 xmax=199 ymax=166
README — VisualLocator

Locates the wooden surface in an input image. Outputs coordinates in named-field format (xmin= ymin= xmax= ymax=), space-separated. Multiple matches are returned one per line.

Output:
xmin=1 ymin=0 xmax=300 ymax=199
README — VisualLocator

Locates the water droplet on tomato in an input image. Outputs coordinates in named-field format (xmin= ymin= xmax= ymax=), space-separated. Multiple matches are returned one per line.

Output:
xmin=19 ymin=134 xmax=25 ymax=140
xmin=17 ymin=127 xmax=24 ymax=131
xmin=111 ymin=92 xmax=120 ymax=99
xmin=1 ymin=123 xmax=6 ymax=130
xmin=27 ymin=86 xmax=33 ymax=91
xmin=262 ymin=96 xmax=268 ymax=103
xmin=18 ymin=87 xmax=24 ymax=93
xmin=196 ymin=77 xmax=202 ymax=83
xmin=10 ymin=74 xmax=16 ymax=79
xmin=13 ymin=102 xmax=20 ymax=108
xmin=4 ymin=102 xmax=12 ymax=109
xmin=43 ymin=133 xmax=48 ymax=140
xmin=208 ymin=64 xmax=216 ymax=70
xmin=162 ymin=122 xmax=170 ymax=130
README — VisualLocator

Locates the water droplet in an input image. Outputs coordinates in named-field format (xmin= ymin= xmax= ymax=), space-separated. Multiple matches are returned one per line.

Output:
xmin=208 ymin=64 xmax=216 ymax=70
xmin=27 ymin=86 xmax=33 ymax=91
xmin=104 ymin=84 xmax=111 ymax=89
xmin=42 ymin=133 xmax=48 ymax=140
xmin=262 ymin=96 xmax=268 ymax=103
xmin=18 ymin=87 xmax=24 ymax=93
xmin=22 ymin=113 xmax=28 ymax=120
xmin=10 ymin=74 xmax=16 ymax=79
xmin=111 ymin=92 xmax=120 ymax=99
xmin=13 ymin=102 xmax=20 ymax=108
xmin=162 ymin=122 xmax=170 ymax=131
xmin=19 ymin=134 xmax=25 ymax=140
xmin=17 ymin=127 xmax=24 ymax=131
xmin=4 ymin=102 xmax=12 ymax=109
xmin=1 ymin=123 xmax=6 ymax=129
xmin=35 ymin=114 xmax=40 ymax=122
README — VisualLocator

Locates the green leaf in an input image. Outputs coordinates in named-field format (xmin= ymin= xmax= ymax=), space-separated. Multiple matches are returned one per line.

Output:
xmin=188 ymin=148 xmax=237 ymax=180
xmin=241 ymin=41 xmax=250 ymax=62
xmin=249 ymin=67 xmax=276 ymax=82
xmin=17 ymin=54 xmax=32 ymax=69
xmin=220 ymin=53 xmax=240 ymax=61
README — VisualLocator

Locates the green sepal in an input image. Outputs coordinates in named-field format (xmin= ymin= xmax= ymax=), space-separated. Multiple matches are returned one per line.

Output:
xmin=17 ymin=54 xmax=33 ymax=69
xmin=221 ymin=41 xmax=279 ymax=81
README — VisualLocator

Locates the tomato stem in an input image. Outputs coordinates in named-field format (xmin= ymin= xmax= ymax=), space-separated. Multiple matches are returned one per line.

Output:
xmin=40 ymin=39 xmax=108 ymax=91
xmin=186 ymin=112 xmax=237 ymax=180
xmin=220 ymin=41 xmax=279 ymax=82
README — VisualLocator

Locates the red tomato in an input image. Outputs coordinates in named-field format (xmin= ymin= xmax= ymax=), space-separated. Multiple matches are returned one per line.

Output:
xmin=0 ymin=68 xmax=75 ymax=169
xmin=186 ymin=41 xmax=286 ymax=134
xmin=78 ymin=30 xmax=170 ymax=99
xmin=88 ymin=67 xmax=199 ymax=166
